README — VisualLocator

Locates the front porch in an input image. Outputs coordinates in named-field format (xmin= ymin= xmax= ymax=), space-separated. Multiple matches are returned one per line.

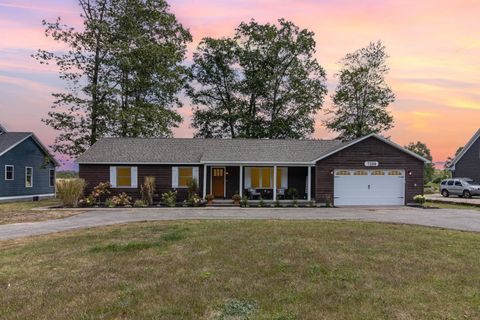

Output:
xmin=202 ymin=164 xmax=315 ymax=201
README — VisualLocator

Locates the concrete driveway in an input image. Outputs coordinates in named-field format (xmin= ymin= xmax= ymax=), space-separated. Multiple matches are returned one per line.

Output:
xmin=1 ymin=207 xmax=480 ymax=241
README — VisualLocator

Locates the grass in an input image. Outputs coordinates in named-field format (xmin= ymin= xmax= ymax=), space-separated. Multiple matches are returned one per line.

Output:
xmin=0 ymin=199 xmax=79 ymax=224
xmin=1 ymin=221 xmax=480 ymax=319
xmin=425 ymin=201 xmax=480 ymax=211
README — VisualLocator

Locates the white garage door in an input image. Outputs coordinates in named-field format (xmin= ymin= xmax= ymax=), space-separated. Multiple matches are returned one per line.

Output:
xmin=334 ymin=169 xmax=405 ymax=206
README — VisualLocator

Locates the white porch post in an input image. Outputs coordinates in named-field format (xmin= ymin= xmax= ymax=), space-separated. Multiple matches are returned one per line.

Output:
xmin=203 ymin=165 xmax=207 ymax=199
xmin=273 ymin=165 xmax=277 ymax=200
xmin=307 ymin=166 xmax=312 ymax=201
xmin=239 ymin=165 xmax=243 ymax=198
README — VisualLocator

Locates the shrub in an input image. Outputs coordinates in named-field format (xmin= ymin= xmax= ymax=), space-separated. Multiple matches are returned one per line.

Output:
xmin=90 ymin=181 xmax=110 ymax=204
xmin=56 ymin=178 xmax=86 ymax=208
xmin=141 ymin=176 xmax=156 ymax=206
xmin=206 ymin=194 xmax=215 ymax=202
xmin=187 ymin=178 xmax=198 ymax=199
xmin=413 ymin=194 xmax=426 ymax=206
xmin=111 ymin=193 xmax=132 ymax=207
xmin=79 ymin=194 xmax=95 ymax=207
xmin=187 ymin=193 xmax=202 ymax=207
xmin=292 ymin=199 xmax=298 ymax=208
xmin=134 ymin=199 xmax=147 ymax=207
xmin=162 ymin=190 xmax=177 ymax=207
xmin=286 ymin=187 xmax=298 ymax=200
xmin=259 ymin=196 xmax=265 ymax=207
xmin=274 ymin=199 xmax=281 ymax=207
xmin=105 ymin=198 xmax=116 ymax=208
xmin=240 ymin=196 xmax=248 ymax=208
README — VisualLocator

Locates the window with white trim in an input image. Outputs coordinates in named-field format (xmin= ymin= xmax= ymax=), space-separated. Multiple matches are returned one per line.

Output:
xmin=49 ymin=169 xmax=55 ymax=187
xmin=109 ymin=166 xmax=138 ymax=188
xmin=25 ymin=167 xmax=33 ymax=188
xmin=172 ymin=167 xmax=199 ymax=188
xmin=5 ymin=165 xmax=14 ymax=181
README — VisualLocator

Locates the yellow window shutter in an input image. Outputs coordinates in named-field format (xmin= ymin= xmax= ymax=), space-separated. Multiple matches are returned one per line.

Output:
xmin=251 ymin=167 xmax=260 ymax=188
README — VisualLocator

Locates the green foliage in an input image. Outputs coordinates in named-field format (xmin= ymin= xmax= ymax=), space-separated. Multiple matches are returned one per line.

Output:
xmin=445 ymin=146 xmax=464 ymax=169
xmin=292 ymin=199 xmax=298 ymax=208
xmin=34 ymin=0 xmax=192 ymax=156
xmin=413 ymin=194 xmax=426 ymax=206
xmin=240 ymin=196 xmax=249 ymax=208
xmin=56 ymin=178 xmax=86 ymax=208
xmin=56 ymin=171 xmax=79 ymax=179
xmin=140 ymin=176 xmax=156 ymax=206
xmin=206 ymin=194 xmax=215 ymax=202
xmin=216 ymin=299 xmax=258 ymax=320
xmin=188 ymin=19 xmax=327 ymax=139
xmin=111 ymin=193 xmax=132 ymax=207
xmin=405 ymin=141 xmax=435 ymax=183
xmin=187 ymin=178 xmax=199 ymax=199
xmin=324 ymin=41 xmax=395 ymax=140
xmin=105 ymin=198 xmax=116 ymax=208
xmin=286 ymin=188 xmax=298 ymax=200
xmin=259 ymin=196 xmax=265 ymax=207
xmin=275 ymin=199 xmax=281 ymax=207
xmin=187 ymin=194 xmax=203 ymax=207
xmin=162 ymin=190 xmax=177 ymax=207
xmin=134 ymin=200 xmax=147 ymax=208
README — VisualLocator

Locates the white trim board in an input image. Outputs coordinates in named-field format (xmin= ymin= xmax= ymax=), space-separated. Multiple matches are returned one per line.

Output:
xmin=449 ymin=128 xmax=480 ymax=168
xmin=0 ymin=193 xmax=55 ymax=201
xmin=312 ymin=133 xmax=431 ymax=164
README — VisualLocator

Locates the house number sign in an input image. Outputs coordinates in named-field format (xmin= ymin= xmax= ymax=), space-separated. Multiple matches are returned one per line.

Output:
xmin=364 ymin=161 xmax=379 ymax=167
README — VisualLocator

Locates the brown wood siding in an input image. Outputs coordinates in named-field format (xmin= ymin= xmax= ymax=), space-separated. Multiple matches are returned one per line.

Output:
xmin=315 ymin=137 xmax=424 ymax=205
xmin=453 ymin=137 xmax=480 ymax=182
xmin=79 ymin=164 xmax=204 ymax=202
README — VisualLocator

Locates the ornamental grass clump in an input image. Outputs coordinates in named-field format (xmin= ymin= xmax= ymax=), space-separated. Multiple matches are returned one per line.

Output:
xmin=162 ymin=190 xmax=177 ymax=207
xmin=141 ymin=176 xmax=156 ymax=206
xmin=56 ymin=178 xmax=86 ymax=208
xmin=413 ymin=194 xmax=426 ymax=207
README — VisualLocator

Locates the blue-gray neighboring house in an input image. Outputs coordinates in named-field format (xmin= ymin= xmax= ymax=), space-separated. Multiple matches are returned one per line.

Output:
xmin=0 ymin=123 xmax=58 ymax=202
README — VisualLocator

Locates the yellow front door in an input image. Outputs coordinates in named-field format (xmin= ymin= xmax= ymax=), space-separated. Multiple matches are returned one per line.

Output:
xmin=212 ymin=168 xmax=225 ymax=198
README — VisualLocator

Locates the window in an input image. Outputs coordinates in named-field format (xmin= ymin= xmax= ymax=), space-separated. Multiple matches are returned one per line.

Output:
xmin=261 ymin=168 xmax=271 ymax=188
xmin=25 ymin=167 xmax=33 ymax=188
xmin=354 ymin=170 xmax=368 ymax=176
xmin=117 ymin=167 xmax=132 ymax=187
xmin=447 ymin=180 xmax=454 ymax=186
xmin=213 ymin=168 xmax=223 ymax=177
xmin=49 ymin=169 xmax=55 ymax=187
xmin=276 ymin=168 xmax=282 ymax=188
xmin=249 ymin=167 xmax=273 ymax=188
xmin=336 ymin=170 xmax=351 ymax=176
xmin=251 ymin=167 xmax=260 ymax=188
xmin=5 ymin=165 xmax=13 ymax=181
xmin=178 ymin=167 xmax=193 ymax=187
xmin=441 ymin=181 xmax=447 ymax=185
xmin=371 ymin=170 xmax=385 ymax=175
xmin=388 ymin=170 xmax=403 ymax=176
xmin=455 ymin=181 xmax=462 ymax=186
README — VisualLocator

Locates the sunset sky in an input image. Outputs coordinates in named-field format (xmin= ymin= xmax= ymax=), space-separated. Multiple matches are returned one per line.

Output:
xmin=0 ymin=0 xmax=479 ymax=169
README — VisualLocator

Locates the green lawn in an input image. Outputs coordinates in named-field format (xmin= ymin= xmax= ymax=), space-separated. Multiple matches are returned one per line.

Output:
xmin=0 ymin=199 xmax=79 ymax=224
xmin=1 ymin=221 xmax=479 ymax=319
xmin=426 ymin=201 xmax=480 ymax=211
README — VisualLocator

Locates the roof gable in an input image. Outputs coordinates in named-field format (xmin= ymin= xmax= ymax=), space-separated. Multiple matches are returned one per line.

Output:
xmin=450 ymin=128 xmax=480 ymax=167
xmin=0 ymin=132 xmax=59 ymax=165
xmin=312 ymin=133 xmax=431 ymax=163
xmin=0 ymin=124 xmax=6 ymax=135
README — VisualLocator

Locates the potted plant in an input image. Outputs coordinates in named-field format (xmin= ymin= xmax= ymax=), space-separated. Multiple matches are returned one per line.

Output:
xmin=232 ymin=193 xmax=241 ymax=205
xmin=205 ymin=194 xmax=215 ymax=205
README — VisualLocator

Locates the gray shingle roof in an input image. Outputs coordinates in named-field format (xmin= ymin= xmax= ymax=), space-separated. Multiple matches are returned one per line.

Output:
xmin=0 ymin=132 xmax=32 ymax=155
xmin=76 ymin=138 xmax=345 ymax=164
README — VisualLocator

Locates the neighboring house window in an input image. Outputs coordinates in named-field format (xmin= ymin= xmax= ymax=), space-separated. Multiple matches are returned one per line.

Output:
xmin=172 ymin=167 xmax=199 ymax=188
xmin=49 ymin=169 xmax=55 ymax=187
xmin=5 ymin=165 xmax=14 ymax=181
xmin=25 ymin=167 xmax=33 ymax=188
xmin=109 ymin=166 xmax=138 ymax=188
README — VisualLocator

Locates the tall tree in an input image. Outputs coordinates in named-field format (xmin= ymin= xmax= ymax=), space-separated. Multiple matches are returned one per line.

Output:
xmin=324 ymin=41 xmax=395 ymax=140
xmin=405 ymin=141 xmax=435 ymax=183
xmin=444 ymin=146 xmax=464 ymax=169
xmin=188 ymin=19 xmax=327 ymax=139
xmin=34 ymin=0 xmax=191 ymax=156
